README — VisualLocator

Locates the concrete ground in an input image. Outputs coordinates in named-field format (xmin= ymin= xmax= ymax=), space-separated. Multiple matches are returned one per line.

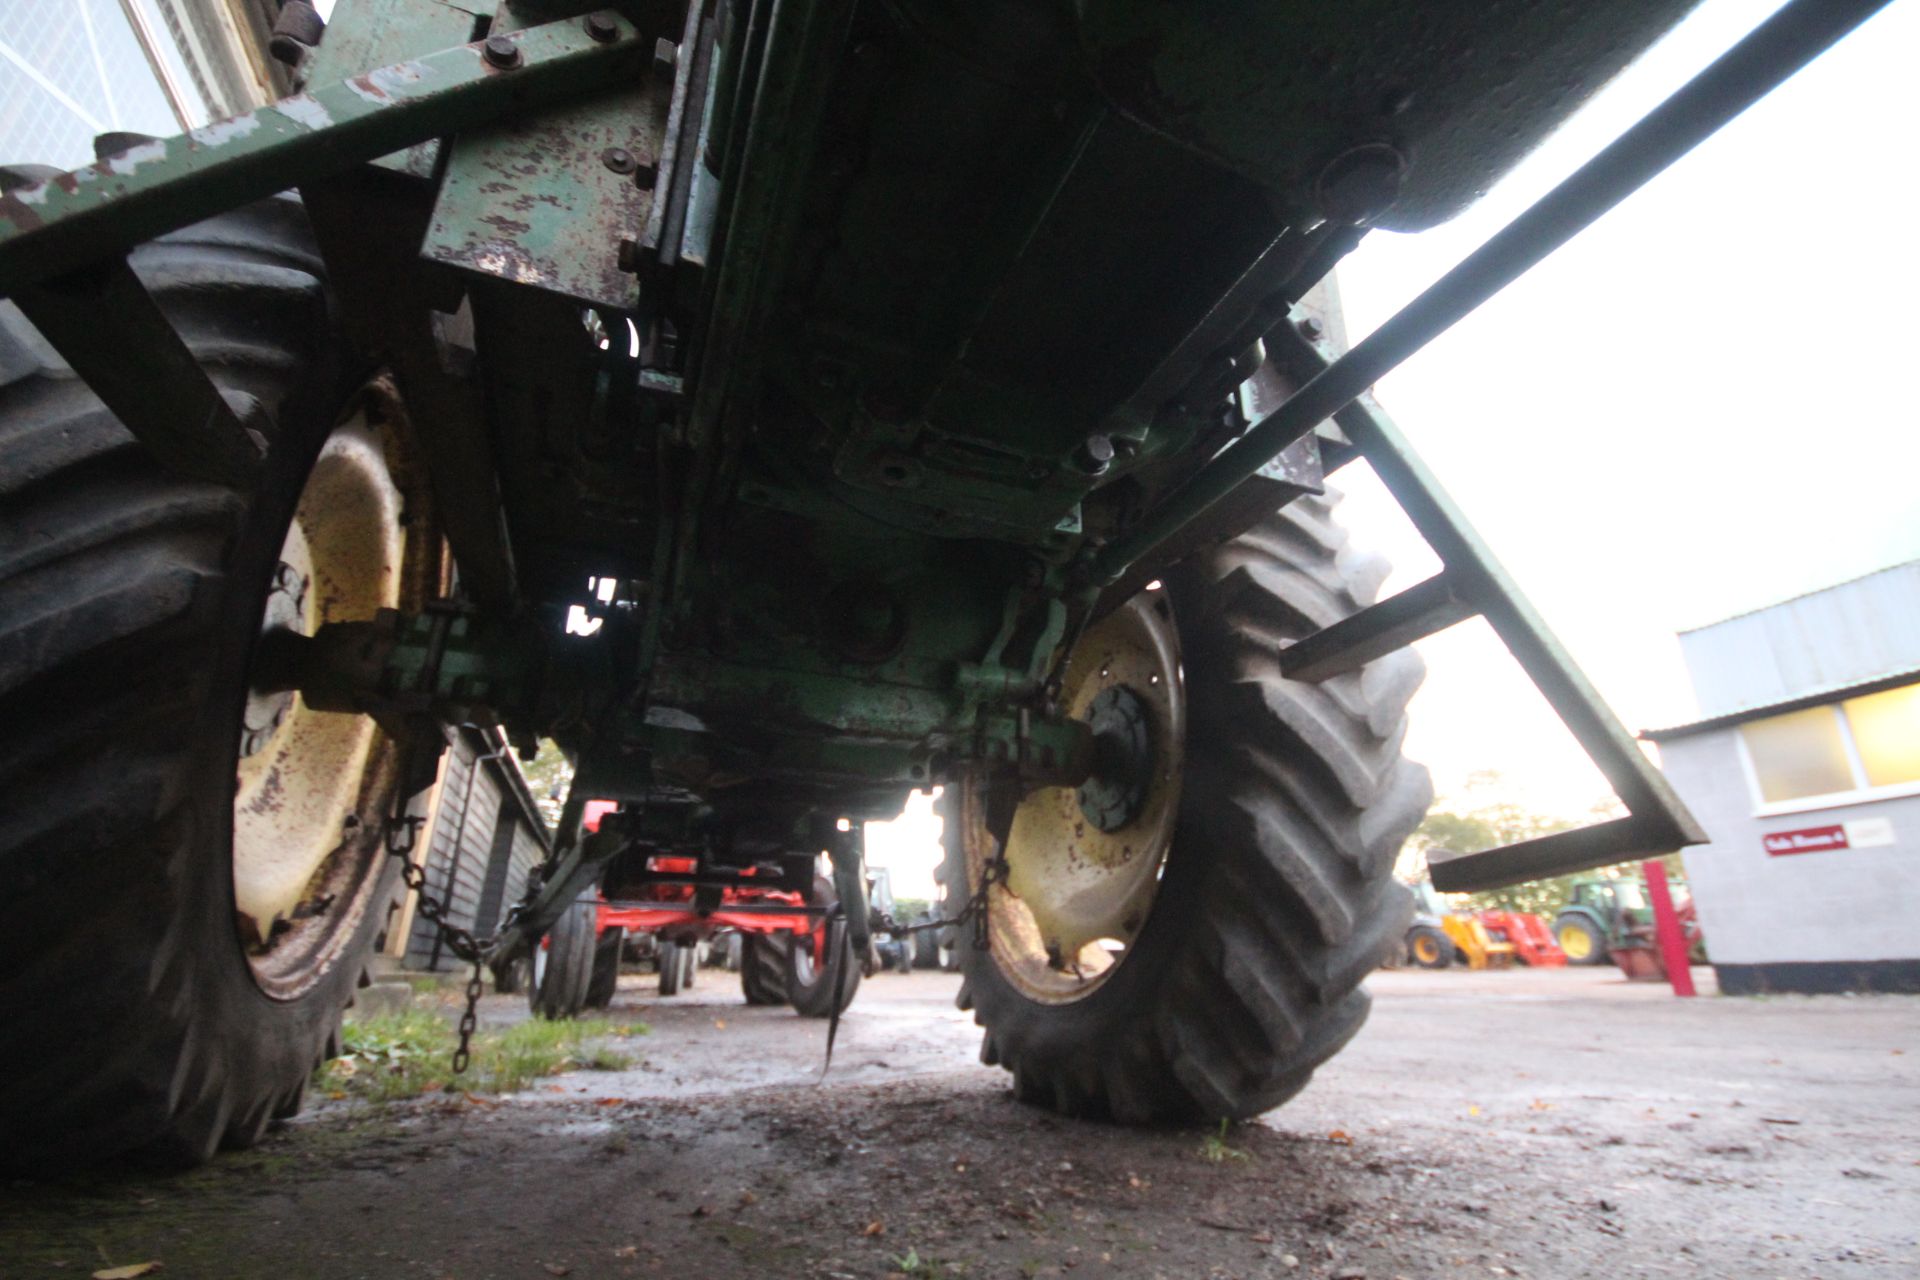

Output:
xmin=4 ymin=965 xmax=1916 ymax=1279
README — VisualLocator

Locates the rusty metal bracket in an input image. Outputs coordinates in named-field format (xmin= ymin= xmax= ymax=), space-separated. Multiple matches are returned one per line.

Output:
xmin=1269 ymin=323 xmax=1706 ymax=893
xmin=420 ymin=3 xmax=679 ymax=309
xmin=0 ymin=13 xmax=659 ymax=298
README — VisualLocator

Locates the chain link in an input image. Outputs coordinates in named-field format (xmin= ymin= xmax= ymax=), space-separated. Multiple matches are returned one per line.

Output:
xmin=383 ymin=811 xmax=488 ymax=1075
xmin=869 ymin=851 xmax=1010 ymax=953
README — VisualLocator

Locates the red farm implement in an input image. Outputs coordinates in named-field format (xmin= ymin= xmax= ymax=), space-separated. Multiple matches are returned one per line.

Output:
xmin=1477 ymin=911 xmax=1568 ymax=967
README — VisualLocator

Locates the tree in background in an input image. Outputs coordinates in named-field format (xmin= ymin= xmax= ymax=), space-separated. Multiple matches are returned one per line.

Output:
xmin=1401 ymin=771 xmax=1607 ymax=917
xmin=519 ymin=741 xmax=574 ymax=830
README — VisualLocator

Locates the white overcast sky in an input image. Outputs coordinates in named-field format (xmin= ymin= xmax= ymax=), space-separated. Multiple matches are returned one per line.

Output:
xmin=1333 ymin=0 xmax=1920 ymax=817
xmin=873 ymin=0 xmax=1920 ymax=895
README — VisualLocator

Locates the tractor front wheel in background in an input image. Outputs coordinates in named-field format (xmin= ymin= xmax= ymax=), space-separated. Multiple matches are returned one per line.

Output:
xmin=1556 ymin=915 xmax=1609 ymax=966
xmin=787 ymin=877 xmax=861 ymax=1018
xmin=585 ymin=925 xmax=625 ymax=1009
xmin=530 ymin=899 xmax=598 ymax=1019
xmin=1408 ymin=926 xmax=1453 ymax=970
xmin=0 ymin=194 xmax=443 ymax=1168
xmin=940 ymin=497 xmax=1430 ymax=1121
xmin=657 ymin=940 xmax=683 ymax=996
xmin=740 ymin=934 xmax=787 ymax=1006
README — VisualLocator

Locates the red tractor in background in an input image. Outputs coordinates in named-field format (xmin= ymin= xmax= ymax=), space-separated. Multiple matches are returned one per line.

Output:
xmin=520 ymin=801 xmax=860 ymax=1020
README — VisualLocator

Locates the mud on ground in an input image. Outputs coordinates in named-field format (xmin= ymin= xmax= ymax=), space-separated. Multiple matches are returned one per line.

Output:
xmin=4 ymin=968 xmax=1916 ymax=1279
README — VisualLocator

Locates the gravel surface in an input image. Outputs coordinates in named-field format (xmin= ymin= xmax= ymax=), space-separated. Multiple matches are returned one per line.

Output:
xmin=4 ymin=966 xmax=1915 ymax=1279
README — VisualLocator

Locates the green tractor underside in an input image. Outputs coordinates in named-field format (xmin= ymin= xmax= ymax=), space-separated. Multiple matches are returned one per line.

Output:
xmin=0 ymin=0 xmax=1873 ymax=1165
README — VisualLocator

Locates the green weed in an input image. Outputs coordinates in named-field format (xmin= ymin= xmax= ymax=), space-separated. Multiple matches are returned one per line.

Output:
xmin=1197 ymin=1118 xmax=1249 ymax=1164
xmin=891 ymin=1247 xmax=955 ymax=1278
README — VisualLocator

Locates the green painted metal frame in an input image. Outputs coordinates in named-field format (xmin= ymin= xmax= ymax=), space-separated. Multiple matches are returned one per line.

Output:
xmin=0 ymin=13 xmax=659 ymax=297
xmin=1269 ymin=323 xmax=1706 ymax=894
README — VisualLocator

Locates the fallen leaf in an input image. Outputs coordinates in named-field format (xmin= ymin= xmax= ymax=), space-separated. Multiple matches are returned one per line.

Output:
xmin=543 ymin=1264 xmax=572 ymax=1277
xmin=612 ymin=1246 xmax=638 ymax=1259
xmin=1252 ymin=1233 xmax=1274 ymax=1244
xmin=92 ymin=1266 xmax=161 ymax=1280
xmin=861 ymin=1220 xmax=885 ymax=1237
xmin=713 ymin=1019 xmax=727 ymax=1029
xmin=596 ymin=1097 xmax=622 ymax=1106
xmin=1467 ymin=1105 xmax=1481 ymax=1117
xmin=738 ymin=1191 xmax=758 ymax=1207
xmin=1328 ymin=1130 xmax=1352 ymax=1146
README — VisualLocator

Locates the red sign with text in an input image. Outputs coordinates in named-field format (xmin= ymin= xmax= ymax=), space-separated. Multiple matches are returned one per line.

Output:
xmin=1764 ymin=825 xmax=1848 ymax=856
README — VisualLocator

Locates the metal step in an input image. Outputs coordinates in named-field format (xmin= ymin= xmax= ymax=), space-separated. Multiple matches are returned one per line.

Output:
xmin=1268 ymin=323 xmax=1705 ymax=894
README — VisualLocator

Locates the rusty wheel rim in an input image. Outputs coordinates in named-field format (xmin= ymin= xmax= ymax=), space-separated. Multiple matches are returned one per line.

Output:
xmin=233 ymin=411 xmax=408 ymax=999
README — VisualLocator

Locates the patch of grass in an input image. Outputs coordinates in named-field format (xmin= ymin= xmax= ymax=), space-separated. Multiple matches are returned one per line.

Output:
xmin=1197 ymin=1118 xmax=1250 ymax=1165
xmin=891 ymin=1247 xmax=956 ymax=1279
xmin=319 ymin=1009 xmax=645 ymax=1104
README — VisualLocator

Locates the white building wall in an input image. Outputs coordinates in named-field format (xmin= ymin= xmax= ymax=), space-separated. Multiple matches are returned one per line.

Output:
xmin=1665 ymin=730 xmax=1920 ymax=967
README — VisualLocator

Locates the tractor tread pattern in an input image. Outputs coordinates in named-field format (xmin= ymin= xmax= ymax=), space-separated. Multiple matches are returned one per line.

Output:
xmin=0 ymin=198 xmax=393 ymax=1169
xmin=948 ymin=494 xmax=1431 ymax=1122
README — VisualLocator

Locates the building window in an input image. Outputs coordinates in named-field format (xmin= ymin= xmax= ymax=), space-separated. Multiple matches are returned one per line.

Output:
xmin=1739 ymin=682 xmax=1920 ymax=807
xmin=1843 ymin=684 xmax=1920 ymax=788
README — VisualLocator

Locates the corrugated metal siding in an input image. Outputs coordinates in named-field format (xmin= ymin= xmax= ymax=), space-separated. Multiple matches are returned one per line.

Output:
xmin=405 ymin=740 xmax=504 ymax=970
xmin=498 ymin=824 xmax=545 ymax=934
xmin=1679 ymin=562 xmax=1920 ymax=717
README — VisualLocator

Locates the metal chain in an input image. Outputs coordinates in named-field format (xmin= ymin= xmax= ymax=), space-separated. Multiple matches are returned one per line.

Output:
xmin=868 ymin=851 xmax=1010 ymax=952
xmin=383 ymin=812 xmax=488 ymax=1074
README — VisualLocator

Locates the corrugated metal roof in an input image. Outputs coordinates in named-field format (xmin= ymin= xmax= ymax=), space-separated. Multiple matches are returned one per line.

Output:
xmin=1644 ymin=665 xmax=1920 ymax=741
xmin=1677 ymin=561 xmax=1920 ymax=718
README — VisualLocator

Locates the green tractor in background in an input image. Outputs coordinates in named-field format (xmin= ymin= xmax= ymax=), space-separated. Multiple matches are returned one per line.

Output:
xmin=5 ymin=0 xmax=1868 ymax=1168
xmin=1555 ymin=874 xmax=1707 ymax=971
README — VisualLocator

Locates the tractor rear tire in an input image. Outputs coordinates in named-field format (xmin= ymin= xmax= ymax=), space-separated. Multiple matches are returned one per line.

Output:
xmin=0 ymin=195 xmax=439 ymax=1169
xmin=941 ymin=497 xmax=1430 ymax=1121
xmin=586 ymin=925 xmax=625 ymax=1009
xmin=1408 ymin=925 xmax=1453 ymax=970
xmin=1556 ymin=914 xmax=1610 ymax=966
xmin=531 ymin=899 xmax=598 ymax=1019
xmin=740 ymin=934 xmax=787 ymax=1006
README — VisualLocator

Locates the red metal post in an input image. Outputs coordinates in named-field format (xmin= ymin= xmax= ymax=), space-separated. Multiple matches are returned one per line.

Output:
xmin=1642 ymin=860 xmax=1695 ymax=997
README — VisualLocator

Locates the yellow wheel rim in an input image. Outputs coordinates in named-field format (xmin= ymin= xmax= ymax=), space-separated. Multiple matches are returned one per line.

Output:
xmin=966 ymin=591 xmax=1184 ymax=1005
xmin=1559 ymin=924 xmax=1593 ymax=960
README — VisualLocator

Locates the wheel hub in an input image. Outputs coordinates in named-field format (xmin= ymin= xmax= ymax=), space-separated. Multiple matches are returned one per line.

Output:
xmin=1077 ymin=684 xmax=1154 ymax=833
xmin=239 ymin=561 xmax=307 ymax=758
xmin=981 ymin=591 xmax=1185 ymax=1004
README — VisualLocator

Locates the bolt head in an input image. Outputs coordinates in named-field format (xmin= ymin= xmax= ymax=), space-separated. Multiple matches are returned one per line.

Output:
xmin=1298 ymin=316 xmax=1326 ymax=341
xmin=1072 ymin=433 xmax=1115 ymax=476
xmin=1314 ymin=142 xmax=1406 ymax=226
xmin=482 ymin=33 xmax=520 ymax=69
xmin=583 ymin=10 xmax=619 ymax=42
xmin=602 ymin=146 xmax=637 ymax=175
